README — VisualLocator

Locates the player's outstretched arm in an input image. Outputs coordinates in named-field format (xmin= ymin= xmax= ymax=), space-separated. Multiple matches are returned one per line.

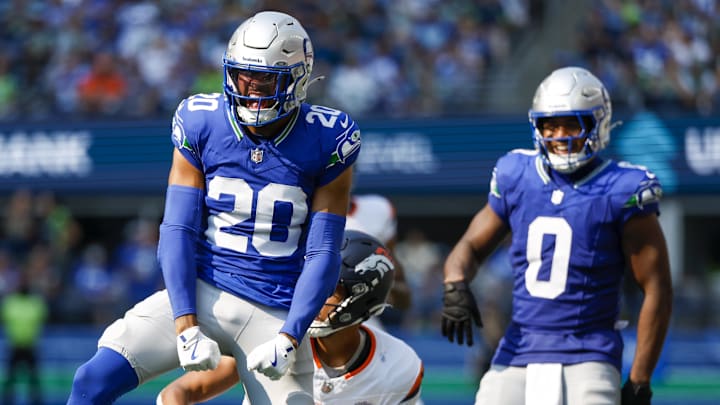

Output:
xmin=442 ymin=204 xmax=509 ymax=346
xmin=621 ymin=214 xmax=673 ymax=404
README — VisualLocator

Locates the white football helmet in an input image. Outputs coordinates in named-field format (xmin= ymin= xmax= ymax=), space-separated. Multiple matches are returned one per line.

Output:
xmin=223 ymin=11 xmax=314 ymax=126
xmin=528 ymin=66 xmax=613 ymax=173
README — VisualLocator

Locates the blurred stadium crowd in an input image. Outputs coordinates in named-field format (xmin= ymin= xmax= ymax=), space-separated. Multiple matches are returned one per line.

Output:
xmin=0 ymin=189 xmax=459 ymax=331
xmin=0 ymin=0 xmax=542 ymax=121
xmin=0 ymin=0 xmax=718 ymax=121
xmin=0 ymin=0 xmax=719 ymax=329
xmin=574 ymin=0 xmax=720 ymax=116
xmin=0 ymin=190 xmax=160 ymax=326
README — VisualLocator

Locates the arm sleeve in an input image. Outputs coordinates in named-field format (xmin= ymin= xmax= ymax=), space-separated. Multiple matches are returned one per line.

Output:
xmin=157 ymin=184 xmax=204 ymax=319
xmin=280 ymin=211 xmax=346 ymax=342
xmin=318 ymin=116 xmax=361 ymax=186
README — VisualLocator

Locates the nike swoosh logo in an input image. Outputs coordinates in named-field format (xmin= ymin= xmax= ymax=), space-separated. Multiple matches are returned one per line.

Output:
xmin=271 ymin=349 xmax=278 ymax=367
xmin=190 ymin=339 xmax=200 ymax=360
xmin=340 ymin=114 xmax=349 ymax=128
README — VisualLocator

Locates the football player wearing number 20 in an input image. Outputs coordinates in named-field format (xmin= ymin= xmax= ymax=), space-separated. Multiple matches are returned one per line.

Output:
xmin=67 ymin=11 xmax=360 ymax=405
xmin=157 ymin=230 xmax=424 ymax=405
xmin=441 ymin=67 xmax=672 ymax=405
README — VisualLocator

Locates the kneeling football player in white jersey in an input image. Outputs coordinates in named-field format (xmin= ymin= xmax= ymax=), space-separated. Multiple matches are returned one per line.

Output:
xmin=158 ymin=229 xmax=424 ymax=405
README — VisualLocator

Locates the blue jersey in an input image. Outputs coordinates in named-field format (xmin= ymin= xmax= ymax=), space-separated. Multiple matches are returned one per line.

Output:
xmin=170 ymin=93 xmax=360 ymax=310
xmin=487 ymin=149 xmax=662 ymax=370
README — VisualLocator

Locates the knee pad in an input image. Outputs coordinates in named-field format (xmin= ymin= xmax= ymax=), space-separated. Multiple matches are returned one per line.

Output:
xmin=67 ymin=347 xmax=139 ymax=404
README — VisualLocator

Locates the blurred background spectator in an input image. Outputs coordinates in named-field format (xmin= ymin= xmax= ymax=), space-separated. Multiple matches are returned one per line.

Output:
xmin=394 ymin=227 xmax=447 ymax=331
xmin=0 ymin=0 xmax=541 ymax=121
xmin=0 ymin=0 xmax=714 ymax=122
xmin=1 ymin=271 xmax=47 ymax=405
xmin=573 ymin=0 xmax=720 ymax=116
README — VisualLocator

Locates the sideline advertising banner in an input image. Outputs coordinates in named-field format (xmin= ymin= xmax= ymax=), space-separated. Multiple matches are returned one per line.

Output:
xmin=0 ymin=112 xmax=719 ymax=195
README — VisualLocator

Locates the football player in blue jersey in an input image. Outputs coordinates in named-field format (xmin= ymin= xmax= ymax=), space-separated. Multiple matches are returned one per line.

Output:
xmin=153 ymin=193 xmax=413 ymax=405
xmin=67 ymin=11 xmax=360 ymax=405
xmin=156 ymin=230 xmax=424 ymax=405
xmin=441 ymin=67 xmax=672 ymax=405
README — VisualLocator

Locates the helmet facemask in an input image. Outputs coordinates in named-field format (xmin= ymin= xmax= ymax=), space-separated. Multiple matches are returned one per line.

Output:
xmin=223 ymin=61 xmax=307 ymax=126
xmin=308 ymin=276 xmax=391 ymax=338
xmin=531 ymin=113 xmax=601 ymax=173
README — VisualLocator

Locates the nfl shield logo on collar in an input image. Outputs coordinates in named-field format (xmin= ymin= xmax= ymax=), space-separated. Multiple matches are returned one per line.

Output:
xmin=250 ymin=148 xmax=264 ymax=164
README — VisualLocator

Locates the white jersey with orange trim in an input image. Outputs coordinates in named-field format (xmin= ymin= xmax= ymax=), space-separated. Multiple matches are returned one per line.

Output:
xmin=311 ymin=324 xmax=423 ymax=405
xmin=345 ymin=194 xmax=397 ymax=245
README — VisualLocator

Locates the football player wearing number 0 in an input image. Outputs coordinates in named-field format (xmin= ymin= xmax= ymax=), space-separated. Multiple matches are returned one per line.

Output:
xmin=68 ymin=11 xmax=360 ymax=405
xmin=441 ymin=67 xmax=672 ymax=405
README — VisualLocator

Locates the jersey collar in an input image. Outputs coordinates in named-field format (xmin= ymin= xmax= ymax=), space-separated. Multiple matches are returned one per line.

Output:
xmin=537 ymin=156 xmax=611 ymax=188
xmin=225 ymin=105 xmax=300 ymax=146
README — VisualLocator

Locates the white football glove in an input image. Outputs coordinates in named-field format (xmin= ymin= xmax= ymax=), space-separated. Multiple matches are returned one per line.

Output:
xmin=246 ymin=334 xmax=296 ymax=380
xmin=176 ymin=326 xmax=221 ymax=371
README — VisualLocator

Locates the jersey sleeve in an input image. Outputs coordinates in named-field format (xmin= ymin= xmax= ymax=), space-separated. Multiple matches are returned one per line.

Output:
xmin=617 ymin=164 xmax=663 ymax=223
xmin=487 ymin=152 xmax=517 ymax=222
xmin=401 ymin=363 xmax=424 ymax=403
xmin=171 ymin=97 xmax=203 ymax=171
xmin=317 ymin=111 xmax=361 ymax=186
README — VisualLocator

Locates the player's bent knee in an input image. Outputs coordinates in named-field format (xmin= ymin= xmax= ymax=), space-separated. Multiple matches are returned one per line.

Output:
xmin=68 ymin=347 xmax=139 ymax=404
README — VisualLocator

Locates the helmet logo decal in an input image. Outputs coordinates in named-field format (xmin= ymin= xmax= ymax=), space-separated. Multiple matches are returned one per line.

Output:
xmin=354 ymin=253 xmax=393 ymax=277
xmin=327 ymin=129 xmax=361 ymax=167
xmin=240 ymin=55 xmax=266 ymax=64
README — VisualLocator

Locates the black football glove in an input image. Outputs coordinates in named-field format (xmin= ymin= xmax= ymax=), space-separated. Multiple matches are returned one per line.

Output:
xmin=621 ymin=379 xmax=652 ymax=405
xmin=441 ymin=280 xmax=482 ymax=346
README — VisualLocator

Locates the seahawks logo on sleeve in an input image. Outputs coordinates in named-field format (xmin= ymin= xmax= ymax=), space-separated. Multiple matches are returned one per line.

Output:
xmin=326 ymin=127 xmax=361 ymax=168
xmin=617 ymin=161 xmax=663 ymax=209
xmin=171 ymin=101 xmax=197 ymax=155
xmin=490 ymin=167 xmax=501 ymax=198
xmin=624 ymin=177 xmax=663 ymax=209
